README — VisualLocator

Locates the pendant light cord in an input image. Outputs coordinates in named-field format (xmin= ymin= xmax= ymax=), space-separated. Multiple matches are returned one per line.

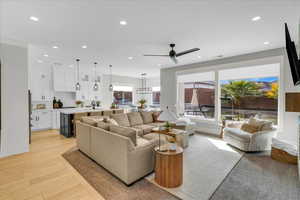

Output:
xmin=76 ymin=59 xmax=80 ymax=82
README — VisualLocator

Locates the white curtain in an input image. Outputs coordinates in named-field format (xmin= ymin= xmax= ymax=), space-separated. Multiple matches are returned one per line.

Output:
xmin=176 ymin=82 xmax=185 ymax=115
xmin=191 ymin=89 xmax=198 ymax=106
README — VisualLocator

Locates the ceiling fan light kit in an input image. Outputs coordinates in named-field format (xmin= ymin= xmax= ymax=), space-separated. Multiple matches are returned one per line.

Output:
xmin=144 ymin=43 xmax=200 ymax=64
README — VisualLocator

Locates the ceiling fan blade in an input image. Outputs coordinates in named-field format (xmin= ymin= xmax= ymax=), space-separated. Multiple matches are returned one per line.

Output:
xmin=143 ymin=54 xmax=169 ymax=57
xmin=170 ymin=56 xmax=178 ymax=64
xmin=176 ymin=48 xmax=200 ymax=57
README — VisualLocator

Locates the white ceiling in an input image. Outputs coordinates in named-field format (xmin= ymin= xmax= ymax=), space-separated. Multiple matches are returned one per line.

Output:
xmin=1 ymin=0 xmax=300 ymax=77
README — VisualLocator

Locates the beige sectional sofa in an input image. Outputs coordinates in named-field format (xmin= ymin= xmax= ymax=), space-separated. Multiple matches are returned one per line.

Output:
xmin=76 ymin=111 xmax=164 ymax=185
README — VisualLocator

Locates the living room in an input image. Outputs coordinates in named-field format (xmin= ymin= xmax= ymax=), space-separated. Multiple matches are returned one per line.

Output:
xmin=0 ymin=1 xmax=299 ymax=200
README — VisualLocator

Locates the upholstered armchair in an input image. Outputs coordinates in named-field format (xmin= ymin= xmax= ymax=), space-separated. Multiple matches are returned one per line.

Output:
xmin=223 ymin=121 xmax=277 ymax=152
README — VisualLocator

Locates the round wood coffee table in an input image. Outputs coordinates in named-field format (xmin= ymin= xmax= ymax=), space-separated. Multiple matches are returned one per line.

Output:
xmin=154 ymin=146 xmax=183 ymax=188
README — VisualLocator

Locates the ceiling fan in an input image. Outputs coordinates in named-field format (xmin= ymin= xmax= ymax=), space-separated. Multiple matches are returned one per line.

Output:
xmin=144 ymin=43 xmax=200 ymax=64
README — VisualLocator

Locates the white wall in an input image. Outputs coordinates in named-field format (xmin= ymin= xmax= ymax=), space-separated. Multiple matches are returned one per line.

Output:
xmin=161 ymin=48 xmax=299 ymax=144
xmin=0 ymin=43 xmax=29 ymax=157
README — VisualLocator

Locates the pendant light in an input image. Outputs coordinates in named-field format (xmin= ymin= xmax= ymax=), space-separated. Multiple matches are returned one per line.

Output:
xmin=93 ymin=62 xmax=99 ymax=91
xmin=75 ymin=58 xmax=81 ymax=91
xmin=109 ymin=64 xmax=113 ymax=92
xmin=136 ymin=73 xmax=152 ymax=95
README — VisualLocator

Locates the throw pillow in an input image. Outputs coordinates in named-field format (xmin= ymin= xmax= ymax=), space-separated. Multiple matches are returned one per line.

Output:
xmin=109 ymin=125 xmax=137 ymax=146
xmin=241 ymin=123 xmax=260 ymax=134
xmin=97 ymin=121 xmax=110 ymax=131
xmin=152 ymin=111 xmax=162 ymax=122
xmin=81 ymin=116 xmax=103 ymax=126
xmin=140 ymin=111 xmax=154 ymax=124
xmin=248 ymin=117 xmax=273 ymax=131
xmin=110 ymin=113 xmax=130 ymax=127
xmin=127 ymin=112 xmax=144 ymax=126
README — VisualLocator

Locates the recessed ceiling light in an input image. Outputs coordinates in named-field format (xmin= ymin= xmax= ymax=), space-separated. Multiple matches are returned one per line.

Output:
xmin=37 ymin=60 xmax=43 ymax=63
xmin=29 ymin=16 xmax=39 ymax=22
xmin=120 ymin=20 xmax=127 ymax=26
xmin=197 ymin=55 xmax=202 ymax=59
xmin=52 ymin=46 xmax=59 ymax=49
xmin=81 ymin=45 xmax=87 ymax=49
xmin=43 ymin=54 xmax=49 ymax=57
xmin=264 ymin=41 xmax=270 ymax=45
xmin=128 ymin=56 xmax=133 ymax=60
xmin=251 ymin=16 xmax=261 ymax=21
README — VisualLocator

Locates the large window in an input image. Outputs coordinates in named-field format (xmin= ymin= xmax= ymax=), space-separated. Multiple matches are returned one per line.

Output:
xmin=113 ymin=86 xmax=133 ymax=105
xmin=152 ymin=86 xmax=160 ymax=106
xmin=178 ymin=71 xmax=215 ymax=119
xmin=219 ymin=64 xmax=280 ymax=124
xmin=177 ymin=63 xmax=280 ymax=124
xmin=220 ymin=77 xmax=278 ymax=124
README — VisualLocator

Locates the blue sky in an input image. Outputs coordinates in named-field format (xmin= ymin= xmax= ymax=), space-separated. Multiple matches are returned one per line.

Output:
xmin=220 ymin=76 xmax=278 ymax=85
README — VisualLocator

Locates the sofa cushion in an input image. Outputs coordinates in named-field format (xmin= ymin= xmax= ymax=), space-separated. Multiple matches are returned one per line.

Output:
xmin=81 ymin=116 xmax=104 ymax=126
xmin=147 ymin=122 xmax=165 ymax=127
xmin=140 ymin=111 xmax=154 ymax=124
xmin=136 ymin=137 xmax=151 ymax=147
xmin=224 ymin=127 xmax=252 ymax=142
xmin=132 ymin=124 xmax=155 ymax=135
xmin=110 ymin=113 xmax=130 ymax=127
xmin=127 ymin=112 xmax=144 ymax=126
xmin=129 ymin=127 xmax=143 ymax=137
xmin=109 ymin=125 xmax=137 ymax=146
xmin=97 ymin=121 xmax=110 ymax=131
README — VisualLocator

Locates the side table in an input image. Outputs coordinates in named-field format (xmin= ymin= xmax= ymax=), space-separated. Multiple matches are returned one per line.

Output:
xmin=154 ymin=146 xmax=183 ymax=188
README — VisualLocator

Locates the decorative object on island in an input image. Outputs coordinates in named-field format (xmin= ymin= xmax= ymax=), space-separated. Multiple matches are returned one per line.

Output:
xmin=53 ymin=97 xmax=59 ymax=109
xmin=138 ymin=99 xmax=147 ymax=109
xmin=75 ymin=58 xmax=81 ymax=91
xmin=136 ymin=73 xmax=152 ymax=95
xmin=57 ymin=99 xmax=63 ymax=108
xmin=110 ymin=102 xmax=118 ymax=109
xmin=96 ymin=101 xmax=101 ymax=107
xmin=109 ymin=64 xmax=113 ymax=92
xmin=155 ymin=146 xmax=183 ymax=188
xmin=75 ymin=100 xmax=83 ymax=108
xmin=93 ymin=62 xmax=99 ymax=91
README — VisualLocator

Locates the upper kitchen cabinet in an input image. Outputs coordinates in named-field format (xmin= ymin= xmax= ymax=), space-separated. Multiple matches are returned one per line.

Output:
xmin=53 ymin=64 xmax=76 ymax=92
xmin=30 ymin=62 xmax=53 ymax=101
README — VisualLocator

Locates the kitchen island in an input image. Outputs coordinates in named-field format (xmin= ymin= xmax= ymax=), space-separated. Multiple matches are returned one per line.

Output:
xmin=60 ymin=108 xmax=124 ymax=138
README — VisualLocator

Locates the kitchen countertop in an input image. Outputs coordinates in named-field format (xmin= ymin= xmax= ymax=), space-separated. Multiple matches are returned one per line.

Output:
xmin=32 ymin=107 xmax=104 ymax=114
xmin=59 ymin=107 xmax=104 ymax=114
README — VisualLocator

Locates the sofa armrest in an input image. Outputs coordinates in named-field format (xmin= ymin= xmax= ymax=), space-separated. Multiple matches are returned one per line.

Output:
xmin=126 ymin=141 xmax=156 ymax=184
xmin=252 ymin=128 xmax=277 ymax=138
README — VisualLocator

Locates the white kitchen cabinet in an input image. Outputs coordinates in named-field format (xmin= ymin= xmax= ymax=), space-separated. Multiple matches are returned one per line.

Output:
xmin=31 ymin=110 xmax=52 ymax=131
xmin=31 ymin=63 xmax=53 ymax=101
xmin=53 ymin=64 xmax=76 ymax=92
xmin=52 ymin=110 xmax=61 ymax=129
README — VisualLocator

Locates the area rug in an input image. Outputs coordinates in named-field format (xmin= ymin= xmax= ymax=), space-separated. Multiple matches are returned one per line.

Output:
xmin=62 ymin=149 xmax=180 ymax=200
xmin=63 ymin=134 xmax=243 ymax=200
xmin=145 ymin=134 xmax=244 ymax=200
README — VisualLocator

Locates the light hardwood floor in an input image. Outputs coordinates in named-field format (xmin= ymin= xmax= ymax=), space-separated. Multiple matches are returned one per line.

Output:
xmin=0 ymin=130 xmax=105 ymax=200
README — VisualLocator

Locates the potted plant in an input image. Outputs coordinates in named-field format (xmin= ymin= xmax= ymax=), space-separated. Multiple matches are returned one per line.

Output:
xmin=138 ymin=99 xmax=147 ymax=109
xmin=164 ymin=121 xmax=171 ymax=131
xmin=110 ymin=101 xmax=118 ymax=109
